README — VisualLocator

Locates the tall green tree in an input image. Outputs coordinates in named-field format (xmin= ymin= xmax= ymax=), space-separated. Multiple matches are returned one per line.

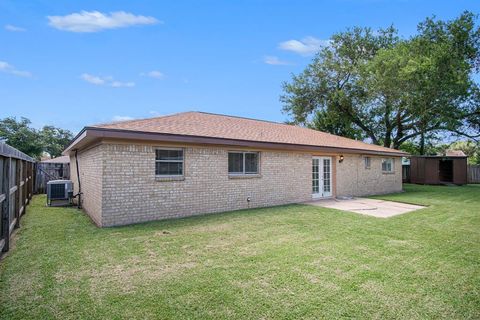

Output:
xmin=0 ymin=117 xmax=73 ymax=159
xmin=282 ymin=12 xmax=480 ymax=153
xmin=0 ymin=117 xmax=43 ymax=157
xmin=397 ymin=12 xmax=480 ymax=153
xmin=39 ymin=126 xmax=74 ymax=158
xmin=281 ymin=26 xmax=399 ymax=143
xmin=449 ymin=140 xmax=480 ymax=164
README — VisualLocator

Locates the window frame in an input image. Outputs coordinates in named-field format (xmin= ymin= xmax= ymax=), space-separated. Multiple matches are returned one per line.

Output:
xmin=364 ymin=156 xmax=371 ymax=169
xmin=381 ymin=157 xmax=394 ymax=173
xmin=155 ymin=147 xmax=184 ymax=177
xmin=228 ymin=151 xmax=260 ymax=175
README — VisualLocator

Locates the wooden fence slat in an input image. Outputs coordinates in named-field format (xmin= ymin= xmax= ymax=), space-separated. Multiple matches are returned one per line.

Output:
xmin=14 ymin=159 xmax=21 ymax=229
xmin=21 ymin=160 xmax=26 ymax=217
xmin=467 ymin=165 xmax=480 ymax=184
xmin=0 ymin=143 xmax=35 ymax=257
xmin=1 ymin=157 xmax=10 ymax=253
xmin=35 ymin=162 xmax=70 ymax=194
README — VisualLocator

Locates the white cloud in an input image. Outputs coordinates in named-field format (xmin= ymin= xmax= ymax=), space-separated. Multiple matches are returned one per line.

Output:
xmin=141 ymin=70 xmax=164 ymax=79
xmin=0 ymin=61 xmax=32 ymax=77
xmin=263 ymin=55 xmax=290 ymax=65
xmin=47 ymin=11 xmax=160 ymax=33
xmin=80 ymin=73 xmax=105 ymax=85
xmin=5 ymin=24 xmax=26 ymax=32
xmin=279 ymin=36 xmax=330 ymax=56
xmin=80 ymin=73 xmax=135 ymax=87
xmin=112 ymin=115 xmax=135 ymax=122
xmin=111 ymin=81 xmax=135 ymax=88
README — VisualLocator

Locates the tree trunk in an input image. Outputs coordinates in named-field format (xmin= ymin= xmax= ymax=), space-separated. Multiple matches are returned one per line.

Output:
xmin=384 ymin=131 xmax=392 ymax=148
xmin=384 ymin=100 xmax=392 ymax=148
xmin=419 ymin=130 xmax=425 ymax=155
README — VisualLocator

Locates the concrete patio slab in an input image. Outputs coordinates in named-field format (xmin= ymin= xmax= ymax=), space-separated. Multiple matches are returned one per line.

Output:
xmin=305 ymin=198 xmax=425 ymax=218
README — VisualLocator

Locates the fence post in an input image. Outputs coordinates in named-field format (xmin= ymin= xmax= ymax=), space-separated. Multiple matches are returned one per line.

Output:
xmin=28 ymin=162 xmax=32 ymax=200
xmin=25 ymin=161 xmax=29 ymax=203
xmin=30 ymin=163 xmax=37 ymax=199
xmin=1 ymin=157 xmax=11 ymax=253
xmin=33 ymin=163 xmax=37 ymax=195
xmin=14 ymin=159 xmax=20 ymax=229
xmin=22 ymin=160 xmax=26 ymax=217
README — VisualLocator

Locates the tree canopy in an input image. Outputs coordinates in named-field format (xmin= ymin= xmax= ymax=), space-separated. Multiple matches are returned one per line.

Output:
xmin=449 ymin=140 xmax=480 ymax=164
xmin=0 ymin=117 xmax=73 ymax=159
xmin=281 ymin=11 xmax=480 ymax=154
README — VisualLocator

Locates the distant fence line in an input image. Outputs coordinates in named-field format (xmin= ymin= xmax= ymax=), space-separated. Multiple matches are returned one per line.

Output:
xmin=0 ymin=142 xmax=36 ymax=255
xmin=468 ymin=165 xmax=480 ymax=184
xmin=35 ymin=162 xmax=70 ymax=194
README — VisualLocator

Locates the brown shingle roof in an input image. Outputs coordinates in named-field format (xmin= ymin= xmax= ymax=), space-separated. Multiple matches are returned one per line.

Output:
xmin=87 ymin=111 xmax=405 ymax=155
xmin=445 ymin=150 xmax=466 ymax=157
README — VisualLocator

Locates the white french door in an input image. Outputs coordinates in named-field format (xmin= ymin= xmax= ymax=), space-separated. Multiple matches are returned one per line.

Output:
xmin=312 ymin=157 xmax=332 ymax=198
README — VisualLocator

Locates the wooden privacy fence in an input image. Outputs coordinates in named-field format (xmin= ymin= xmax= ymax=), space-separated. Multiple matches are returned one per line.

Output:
xmin=0 ymin=142 xmax=36 ymax=254
xmin=402 ymin=165 xmax=410 ymax=183
xmin=468 ymin=165 xmax=480 ymax=183
xmin=35 ymin=162 xmax=70 ymax=194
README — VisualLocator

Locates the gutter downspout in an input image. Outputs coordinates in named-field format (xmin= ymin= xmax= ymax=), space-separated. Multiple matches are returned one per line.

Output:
xmin=74 ymin=149 xmax=82 ymax=209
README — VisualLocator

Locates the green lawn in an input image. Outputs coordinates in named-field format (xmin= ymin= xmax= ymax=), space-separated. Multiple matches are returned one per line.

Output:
xmin=0 ymin=184 xmax=479 ymax=319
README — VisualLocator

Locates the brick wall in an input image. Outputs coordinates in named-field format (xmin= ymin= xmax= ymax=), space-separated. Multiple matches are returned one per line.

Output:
xmin=336 ymin=154 xmax=402 ymax=197
xmin=100 ymin=144 xmax=312 ymax=226
xmin=69 ymin=145 xmax=103 ymax=225
xmin=71 ymin=142 xmax=403 ymax=226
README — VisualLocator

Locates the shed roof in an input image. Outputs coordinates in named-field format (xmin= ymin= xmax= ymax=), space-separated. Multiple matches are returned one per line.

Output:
xmin=41 ymin=155 xmax=70 ymax=163
xmin=65 ymin=112 xmax=407 ymax=156
xmin=445 ymin=150 xmax=466 ymax=157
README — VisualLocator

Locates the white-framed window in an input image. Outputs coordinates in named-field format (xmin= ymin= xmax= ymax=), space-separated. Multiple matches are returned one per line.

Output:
xmin=381 ymin=158 xmax=394 ymax=173
xmin=228 ymin=151 xmax=259 ymax=175
xmin=364 ymin=156 xmax=371 ymax=169
xmin=155 ymin=148 xmax=184 ymax=176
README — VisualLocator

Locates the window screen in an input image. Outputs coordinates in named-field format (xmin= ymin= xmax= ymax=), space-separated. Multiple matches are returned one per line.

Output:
xmin=155 ymin=149 xmax=184 ymax=176
xmin=364 ymin=157 xmax=371 ymax=169
xmin=228 ymin=152 xmax=244 ymax=173
xmin=228 ymin=152 xmax=259 ymax=174
xmin=382 ymin=158 xmax=394 ymax=172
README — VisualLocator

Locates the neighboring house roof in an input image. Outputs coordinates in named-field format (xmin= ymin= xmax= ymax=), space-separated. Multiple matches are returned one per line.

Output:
xmin=64 ymin=111 xmax=408 ymax=156
xmin=41 ymin=155 xmax=70 ymax=163
xmin=445 ymin=150 xmax=466 ymax=157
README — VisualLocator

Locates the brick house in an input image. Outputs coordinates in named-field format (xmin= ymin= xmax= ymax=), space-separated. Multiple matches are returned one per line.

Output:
xmin=64 ymin=112 xmax=407 ymax=227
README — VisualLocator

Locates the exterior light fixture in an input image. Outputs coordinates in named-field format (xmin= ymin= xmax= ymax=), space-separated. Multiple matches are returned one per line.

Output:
xmin=339 ymin=155 xmax=344 ymax=163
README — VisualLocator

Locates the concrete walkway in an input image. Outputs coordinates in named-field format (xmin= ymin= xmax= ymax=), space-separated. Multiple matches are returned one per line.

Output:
xmin=305 ymin=197 xmax=425 ymax=218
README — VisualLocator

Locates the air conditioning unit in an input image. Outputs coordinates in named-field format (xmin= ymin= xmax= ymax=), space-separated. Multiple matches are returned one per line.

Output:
xmin=47 ymin=180 xmax=73 ymax=206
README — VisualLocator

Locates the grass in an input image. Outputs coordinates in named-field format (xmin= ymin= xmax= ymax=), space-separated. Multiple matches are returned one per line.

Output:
xmin=0 ymin=184 xmax=479 ymax=319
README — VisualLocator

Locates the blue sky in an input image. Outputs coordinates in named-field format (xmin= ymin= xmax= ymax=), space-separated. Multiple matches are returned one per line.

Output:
xmin=1 ymin=0 xmax=479 ymax=134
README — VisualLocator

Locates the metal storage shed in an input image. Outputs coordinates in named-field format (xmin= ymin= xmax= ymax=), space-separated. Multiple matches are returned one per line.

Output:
xmin=410 ymin=155 xmax=468 ymax=185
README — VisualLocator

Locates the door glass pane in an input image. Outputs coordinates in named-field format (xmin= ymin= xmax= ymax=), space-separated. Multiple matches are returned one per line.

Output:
xmin=312 ymin=159 xmax=319 ymax=193
xmin=323 ymin=158 xmax=331 ymax=193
